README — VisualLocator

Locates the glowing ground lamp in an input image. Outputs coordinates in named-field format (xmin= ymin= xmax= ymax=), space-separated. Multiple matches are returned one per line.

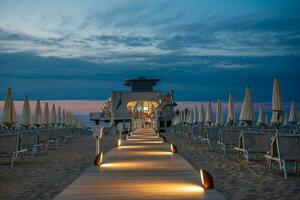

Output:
xmin=170 ymin=143 xmax=177 ymax=153
xmin=94 ymin=152 xmax=103 ymax=166
xmin=200 ymin=169 xmax=214 ymax=189
xmin=115 ymin=138 xmax=122 ymax=148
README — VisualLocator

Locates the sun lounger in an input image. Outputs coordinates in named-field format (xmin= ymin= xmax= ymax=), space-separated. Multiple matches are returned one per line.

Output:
xmin=185 ymin=125 xmax=193 ymax=138
xmin=202 ymin=127 xmax=220 ymax=148
xmin=218 ymin=129 xmax=240 ymax=153
xmin=265 ymin=134 xmax=300 ymax=179
xmin=20 ymin=130 xmax=40 ymax=155
xmin=38 ymin=129 xmax=50 ymax=150
xmin=191 ymin=126 xmax=202 ymax=139
xmin=0 ymin=133 xmax=27 ymax=167
xmin=234 ymin=131 xmax=270 ymax=161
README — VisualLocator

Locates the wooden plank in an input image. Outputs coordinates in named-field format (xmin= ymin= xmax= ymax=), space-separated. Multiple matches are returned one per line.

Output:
xmin=54 ymin=128 xmax=225 ymax=200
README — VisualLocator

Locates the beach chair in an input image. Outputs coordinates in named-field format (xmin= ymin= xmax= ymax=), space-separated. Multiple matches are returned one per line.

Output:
xmin=234 ymin=131 xmax=270 ymax=161
xmin=56 ymin=128 xmax=68 ymax=143
xmin=218 ymin=129 xmax=240 ymax=153
xmin=48 ymin=129 xmax=62 ymax=147
xmin=265 ymin=135 xmax=300 ymax=179
xmin=0 ymin=133 xmax=27 ymax=167
xmin=20 ymin=130 xmax=41 ymax=155
xmin=38 ymin=129 xmax=50 ymax=150
xmin=184 ymin=125 xmax=193 ymax=138
xmin=191 ymin=126 xmax=200 ymax=139
xmin=202 ymin=127 xmax=219 ymax=148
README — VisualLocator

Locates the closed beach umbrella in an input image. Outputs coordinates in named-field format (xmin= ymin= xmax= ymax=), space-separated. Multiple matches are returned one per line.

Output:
xmin=283 ymin=113 xmax=288 ymax=127
xmin=227 ymin=93 xmax=234 ymax=125
xmin=189 ymin=109 xmax=194 ymax=124
xmin=271 ymin=77 xmax=282 ymax=126
xmin=2 ymin=87 xmax=17 ymax=128
xmin=198 ymin=103 xmax=205 ymax=125
xmin=239 ymin=85 xmax=254 ymax=126
xmin=68 ymin=112 xmax=73 ymax=126
xmin=215 ymin=99 xmax=222 ymax=126
xmin=220 ymin=114 xmax=224 ymax=126
xmin=50 ymin=104 xmax=57 ymax=126
xmin=265 ymin=115 xmax=269 ymax=127
xmin=62 ymin=109 xmax=66 ymax=126
xmin=43 ymin=102 xmax=50 ymax=127
xmin=194 ymin=106 xmax=198 ymax=124
xmin=34 ymin=100 xmax=43 ymax=127
xmin=57 ymin=106 xmax=62 ymax=126
xmin=205 ymin=101 xmax=212 ymax=126
xmin=182 ymin=110 xmax=186 ymax=123
xmin=256 ymin=105 xmax=265 ymax=126
xmin=288 ymin=101 xmax=297 ymax=125
xmin=186 ymin=109 xmax=190 ymax=124
xmin=68 ymin=112 xmax=72 ymax=126
xmin=22 ymin=95 xmax=31 ymax=128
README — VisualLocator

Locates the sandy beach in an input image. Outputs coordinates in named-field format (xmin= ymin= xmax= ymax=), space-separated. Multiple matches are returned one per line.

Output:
xmin=163 ymin=128 xmax=300 ymax=200
xmin=0 ymin=133 xmax=117 ymax=200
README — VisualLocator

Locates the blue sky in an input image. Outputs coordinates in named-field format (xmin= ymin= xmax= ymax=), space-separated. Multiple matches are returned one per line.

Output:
xmin=0 ymin=0 xmax=299 ymax=102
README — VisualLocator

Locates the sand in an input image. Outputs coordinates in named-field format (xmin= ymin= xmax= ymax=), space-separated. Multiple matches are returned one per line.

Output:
xmin=163 ymin=128 xmax=300 ymax=200
xmin=1 ymin=127 xmax=299 ymax=200
xmin=0 ymin=133 xmax=117 ymax=200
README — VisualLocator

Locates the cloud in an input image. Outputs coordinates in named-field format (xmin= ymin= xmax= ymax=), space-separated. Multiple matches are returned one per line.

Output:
xmin=0 ymin=52 xmax=300 ymax=102
xmin=0 ymin=1 xmax=300 ymax=102
xmin=1 ymin=0 xmax=300 ymax=63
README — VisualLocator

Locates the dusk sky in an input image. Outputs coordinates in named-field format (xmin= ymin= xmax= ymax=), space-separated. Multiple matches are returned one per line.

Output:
xmin=0 ymin=0 xmax=300 ymax=102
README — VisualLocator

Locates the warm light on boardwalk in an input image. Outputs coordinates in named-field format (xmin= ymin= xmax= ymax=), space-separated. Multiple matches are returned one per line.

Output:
xmin=179 ymin=185 xmax=204 ymax=193
xmin=127 ymin=138 xmax=160 ymax=141
xmin=132 ymin=151 xmax=173 ymax=156
xmin=117 ymin=145 xmax=150 ymax=149
xmin=101 ymin=162 xmax=147 ymax=169
xmin=55 ymin=128 xmax=224 ymax=199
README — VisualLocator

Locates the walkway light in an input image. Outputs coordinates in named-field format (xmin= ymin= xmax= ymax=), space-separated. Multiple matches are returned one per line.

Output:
xmin=170 ymin=143 xmax=177 ymax=153
xmin=200 ymin=169 xmax=214 ymax=189
xmin=94 ymin=152 xmax=103 ymax=166
xmin=116 ymin=139 xmax=121 ymax=147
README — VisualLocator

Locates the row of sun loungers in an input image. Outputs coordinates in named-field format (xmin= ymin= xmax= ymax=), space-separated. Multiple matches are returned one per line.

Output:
xmin=0 ymin=128 xmax=88 ymax=167
xmin=171 ymin=124 xmax=300 ymax=180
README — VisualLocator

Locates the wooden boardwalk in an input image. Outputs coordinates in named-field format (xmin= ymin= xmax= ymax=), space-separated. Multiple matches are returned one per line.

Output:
xmin=54 ymin=128 xmax=225 ymax=200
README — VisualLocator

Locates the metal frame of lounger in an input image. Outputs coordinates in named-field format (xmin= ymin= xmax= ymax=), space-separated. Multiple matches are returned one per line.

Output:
xmin=38 ymin=129 xmax=51 ymax=150
xmin=202 ymin=127 xmax=220 ymax=148
xmin=0 ymin=133 xmax=27 ymax=167
xmin=20 ymin=130 xmax=41 ymax=156
xmin=183 ymin=124 xmax=193 ymax=138
xmin=191 ymin=126 xmax=201 ymax=140
xmin=265 ymin=134 xmax=300 ymax=180
xmin=234 ymin=131 xmax=270 ymax=161
xmin=218 ymin=129 xmax=240 ymax=153
xmin=48 ymin=129 xmax=62 ymax=147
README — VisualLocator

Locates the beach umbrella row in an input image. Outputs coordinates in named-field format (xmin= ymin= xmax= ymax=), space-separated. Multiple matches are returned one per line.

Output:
xmin=1 ymin=88 xmax=85 ymax=129
xmin=173 ymin=77 xmax=298 ymax=128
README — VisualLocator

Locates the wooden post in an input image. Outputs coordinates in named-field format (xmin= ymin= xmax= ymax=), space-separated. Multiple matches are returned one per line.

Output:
xmin=96 ymin=127 xmax=103 ymax=155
